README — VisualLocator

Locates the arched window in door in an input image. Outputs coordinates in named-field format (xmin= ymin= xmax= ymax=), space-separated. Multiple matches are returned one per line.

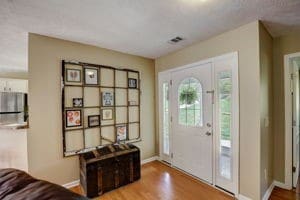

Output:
xmin=178 ymin=77 xmax=203 ymax=127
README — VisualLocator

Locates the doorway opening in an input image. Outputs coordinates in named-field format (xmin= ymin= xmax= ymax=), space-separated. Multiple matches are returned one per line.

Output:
xmin=158 ymin=52 xmax=239 ymax=196
xmin=284 ymin=52 xmax=300 ymax=189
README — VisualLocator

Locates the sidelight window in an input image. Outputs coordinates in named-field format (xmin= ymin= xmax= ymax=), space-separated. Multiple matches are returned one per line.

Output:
xmin=218 ymin=71 xmax=232 ymax=180
xmin=163 ymin=82 xmax=170 ymax=155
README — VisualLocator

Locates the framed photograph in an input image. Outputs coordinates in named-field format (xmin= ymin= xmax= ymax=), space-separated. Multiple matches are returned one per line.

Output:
xmin=102 ymin=108 xmax=113 ymax=120
xmin=116 ymin=124 xmax=127 ymax=141
xmin=102 ymin=92 xmax=114 ymax=106
xmin=88 ymin=115 xmax=100 ymax=127
xmin=66 ymin=69 xmax=81 ymax=82
xmin=73 ymin=98 xmax=83 ymax=107
xmin=66 ymin=110 xmax=81 ymax=127
xmin=84 ymin=68 xmax=99 ymax=85
xmin=128 ymin=78 xmax=137 ymax=88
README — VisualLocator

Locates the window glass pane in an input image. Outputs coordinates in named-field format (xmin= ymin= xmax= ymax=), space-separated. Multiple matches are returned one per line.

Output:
xmin=178 ymin=77 xmax=203 ymax=127
xmin=218 ymin=71 xmax=232 ymax=180
xmin=163 ymin=83 xmax=169 ymax=155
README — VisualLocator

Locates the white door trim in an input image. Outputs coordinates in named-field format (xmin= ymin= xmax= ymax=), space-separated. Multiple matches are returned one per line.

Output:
xmin=284 ymin=52 xmax=300 ymax=189
xmin=158 ymin=51 xmax=239 ymax=197
xmin=158 ymin=52 xmax=237 ymax=74
xmin=158 ymin=72 xmax=172 ymax=163
xmin=213 ymin=52 xmax=239 ymax=195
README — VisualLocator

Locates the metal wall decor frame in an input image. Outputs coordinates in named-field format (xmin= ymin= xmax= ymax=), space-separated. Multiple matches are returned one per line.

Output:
xmin=61 ymin=60 xmax=141 ymax=157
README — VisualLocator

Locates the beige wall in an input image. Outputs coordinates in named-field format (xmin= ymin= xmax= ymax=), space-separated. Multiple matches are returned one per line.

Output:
xmin=28 ymin=34 xmax=155 ymax=185
xmin=273 ymin=33 xmax=300 ymax=182
xmin=259 ymin=22 xmax=274 ymax=198
xmin=155 ymin=21 xmax=261 ymax=199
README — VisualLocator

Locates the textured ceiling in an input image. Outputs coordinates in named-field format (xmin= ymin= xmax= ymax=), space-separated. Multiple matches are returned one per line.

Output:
xmin=1 ymin=0 xmax=300 ymax=72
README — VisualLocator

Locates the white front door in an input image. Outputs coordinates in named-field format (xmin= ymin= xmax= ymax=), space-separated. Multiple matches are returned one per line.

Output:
xmin=159 ymin=52 xmax=239 ymax=195
xmin=291 ymin=60 xmax=300 ymax=187
xmin=171 ymin=62 xmax=213 ymax=183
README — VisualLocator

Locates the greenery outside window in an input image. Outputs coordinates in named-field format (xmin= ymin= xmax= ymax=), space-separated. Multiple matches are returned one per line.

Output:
xmin=178 ymin=77 xmax=203 ymax=127
xmin=218 ymin=70 xmax=232 ymax=180
xmin=218 ymin=71 xmax=232 ymax=141
xmin=163 ymin=82 xmax=169 ymax=155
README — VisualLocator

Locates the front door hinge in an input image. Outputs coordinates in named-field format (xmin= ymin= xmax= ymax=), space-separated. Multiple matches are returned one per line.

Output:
xmin=171 ymin=153 xmax=173 ymax=159
xmin=170 ymin=116 xmax=173 ymax=122
xmin=170 ymin=80 xmax=172 ymax=86
xmin=293 ymin=166 xmax=296 ymax=173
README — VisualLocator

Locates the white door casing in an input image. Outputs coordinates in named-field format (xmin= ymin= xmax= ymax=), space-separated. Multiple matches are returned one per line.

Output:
xmin=291 ymin=60 xmax=300 ymax=187
xmin=171 ymin=62 xmax=213 ymax=183
xmin=284 ymin=52 xmax=300 ymax=190
xmin=214 ymin=54 xmax=239 ymax=194
xmin=158 ymin=52 xmax=239 ymax=196
xmin=158 ymin=72 xmax=172 ymax=163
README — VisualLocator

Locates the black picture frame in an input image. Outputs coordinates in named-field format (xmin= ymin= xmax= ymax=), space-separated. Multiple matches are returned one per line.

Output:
xmin=84 ymin=67 xmax=99 ymax=85
xmin=66 ymin=110 xmax=82 ymax=128
xmin=128 ymin=78 xmax=137 ymax=88
xmin=66 ymin=69 xmax=81 ymax=83
xmin=102 ymin=92 xmax=114 ymax=106
xmin=88 ymin=115 xmax=100 ymax=127
xmin=116 ymin=124 xmax=127 ymax=141
xmin=62 ymin=60 xmax=142 ymax=157
xmin=73 ymin=98 xmax=83 ymax=107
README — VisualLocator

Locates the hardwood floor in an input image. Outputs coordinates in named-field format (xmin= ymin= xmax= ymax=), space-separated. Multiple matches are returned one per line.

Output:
xmin=269 ymin=178 xmax=300 ymax=200
xmin=70 ymin=161 xmax=234 ymax=200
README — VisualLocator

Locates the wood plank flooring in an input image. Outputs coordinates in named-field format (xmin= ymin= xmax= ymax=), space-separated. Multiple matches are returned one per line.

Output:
xmin=269 ymin=178 xmax=300 ymax=200
xmin=70 ymin=161 xmax=234 ymax=200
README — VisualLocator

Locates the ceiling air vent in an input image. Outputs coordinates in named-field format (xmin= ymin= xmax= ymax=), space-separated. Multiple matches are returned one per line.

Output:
xmin=168 ymin=36 xmax=184 ymax=44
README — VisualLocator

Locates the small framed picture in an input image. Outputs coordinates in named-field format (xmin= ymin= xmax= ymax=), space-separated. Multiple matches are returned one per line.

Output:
xmin=116 ymin=124 xmax=127 ymax=141
xmin=66 ymin=69 xmax=81 ymax=82
xmin=73 ymin=98 xmax=83 ymax=107
xmin=88 ymin=115 xmax=100 ymax=127
xmin=66 ymin=110 xmax=82 ymax=127
xmin=102 ymin=108 xmax=113 ymax=120
xmin=128 ymin=78 xmax=137 ymax=88
xmin=102 ymin=92 xmax=114 ymax=106
xmin=84 ymin=68 xmax=99 ymax=85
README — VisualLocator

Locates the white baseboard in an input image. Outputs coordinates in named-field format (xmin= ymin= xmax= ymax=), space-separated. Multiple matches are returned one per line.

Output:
xmin=237 ymin=180 xmax=291 ymax=200
xmin=62 ymin=156 xmax=158 ymax=188
xmin=141 ymin=156 xmax=159 ymax=165
xmin=262 ymin=181 xmax=275 ymax=200
xmin=63 ymin=180 xmax=80 ymax=189
xmin=273 ymin=180 xmax=292 ymax=190
xmin=238 ymin=194 xmax=252 ymax=200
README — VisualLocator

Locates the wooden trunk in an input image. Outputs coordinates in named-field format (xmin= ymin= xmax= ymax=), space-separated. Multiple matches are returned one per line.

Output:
xmin=79 ymin=144 xmax=140 ymax=198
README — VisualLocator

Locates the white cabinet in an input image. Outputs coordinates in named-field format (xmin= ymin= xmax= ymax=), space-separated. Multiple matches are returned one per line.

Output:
xmin=0 ymin=128 xmax=28 ymax=171
xmin=0 ymin=79 xmax=28 ymax=93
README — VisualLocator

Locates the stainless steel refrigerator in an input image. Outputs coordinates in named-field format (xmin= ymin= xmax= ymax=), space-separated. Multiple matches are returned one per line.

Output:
xmin=0 ymin=92 xmax=26 ymax=124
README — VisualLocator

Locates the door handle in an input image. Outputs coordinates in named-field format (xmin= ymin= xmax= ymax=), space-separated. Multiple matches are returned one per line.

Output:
xmin=206 ymin=90 xmax=215 ymax=104
xmin=205 ymin=131 xmax=212 ymax=136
